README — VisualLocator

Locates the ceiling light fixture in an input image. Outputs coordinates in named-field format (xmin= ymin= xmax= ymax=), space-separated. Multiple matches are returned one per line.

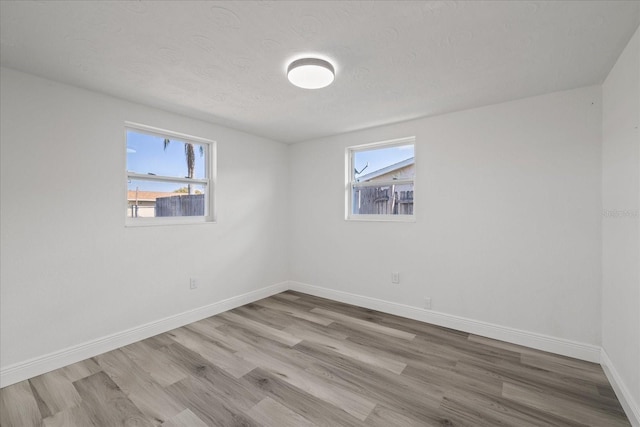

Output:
xmin=287 ymin=58 xmax=335 ymax=89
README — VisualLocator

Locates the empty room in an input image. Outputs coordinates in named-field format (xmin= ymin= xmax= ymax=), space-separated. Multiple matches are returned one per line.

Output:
xmin=1 ymin=1 xmax=638 ymax=426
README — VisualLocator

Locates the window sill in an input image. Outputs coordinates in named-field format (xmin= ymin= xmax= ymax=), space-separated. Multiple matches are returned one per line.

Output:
xmin=346 ymin=215 xmax=416 ymax=223
xmin=126 ymin=217 xmax=216 ymax=227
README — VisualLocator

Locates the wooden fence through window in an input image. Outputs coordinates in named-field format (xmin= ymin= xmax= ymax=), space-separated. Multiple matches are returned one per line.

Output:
xmin=354 ymin=187 xmax=413 ymax=215
xmin=156 ymin=194 xmax=205 ymax=217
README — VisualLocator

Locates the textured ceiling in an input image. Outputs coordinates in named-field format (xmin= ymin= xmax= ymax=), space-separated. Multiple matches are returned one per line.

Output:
xmin=1 ymin=1 xmax=638 ymax=143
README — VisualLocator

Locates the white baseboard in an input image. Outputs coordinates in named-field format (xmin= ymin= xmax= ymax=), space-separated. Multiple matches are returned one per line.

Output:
xmin=0 ymin=281 xmax=289 ymax=388
xmin=288 ymin=281 xmax=602 ymax=363
xmin=0 ymin=280 xmax=614 ymax=395
xmin=601 ymin=348 xmax=640 ymax=427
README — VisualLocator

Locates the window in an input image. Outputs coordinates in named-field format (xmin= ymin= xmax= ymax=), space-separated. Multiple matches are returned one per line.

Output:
xmin=346 ymin=137 xmax=415 ymax=220
xmin=125 ymin=122 xmax=215 ymax=226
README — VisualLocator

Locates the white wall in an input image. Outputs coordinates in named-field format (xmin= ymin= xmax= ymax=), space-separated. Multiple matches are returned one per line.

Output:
xmin=0 ymin=68 xmax=289 ymax=370
xmin=290 ymin=86 xmax=603 ymax=346
xmin=602 ymin=26 xmax=640 ymax=412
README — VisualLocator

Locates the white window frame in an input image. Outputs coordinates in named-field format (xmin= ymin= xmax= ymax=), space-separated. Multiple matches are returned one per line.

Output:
xmin=345 ymin=136 xmax=416 ymax=222
xmin=125 ymin=122 xmax=216 ymax=227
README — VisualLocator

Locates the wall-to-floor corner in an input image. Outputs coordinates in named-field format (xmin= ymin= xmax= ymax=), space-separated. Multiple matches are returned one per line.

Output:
xmin=0 ymin=281 xmax=289 ymax=388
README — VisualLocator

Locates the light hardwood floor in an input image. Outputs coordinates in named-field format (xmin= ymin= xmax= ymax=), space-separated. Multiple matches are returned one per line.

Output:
xmin=0 ymin=291 xmax=630 ymax=426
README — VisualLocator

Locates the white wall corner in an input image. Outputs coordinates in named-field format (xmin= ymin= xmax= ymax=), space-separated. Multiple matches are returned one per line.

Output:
xmin=601 ymin=348 xmax=640 ymax=427
xmin=0 ymin=281 xmax=289 ymax=388
xmin=288 ymin=281 xmax=602 ymax=363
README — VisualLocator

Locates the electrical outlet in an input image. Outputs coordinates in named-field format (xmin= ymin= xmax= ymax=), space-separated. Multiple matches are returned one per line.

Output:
xmin=424 ymin=297 xmax=431 ymax=309
xmin=190 ymin=278 xmax=198 ymax=290
xmin=391 ymin=272 xmax=400 ymax=284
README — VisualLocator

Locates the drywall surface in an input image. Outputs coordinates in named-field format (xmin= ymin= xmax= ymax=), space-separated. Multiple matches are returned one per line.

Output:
xmin=289 ymin=85 xmax=602 ymax=346
xmin=0 ymin=67 xmax=289 ymax=368
xmin=602 ymin=26 xmax=640 ymax=409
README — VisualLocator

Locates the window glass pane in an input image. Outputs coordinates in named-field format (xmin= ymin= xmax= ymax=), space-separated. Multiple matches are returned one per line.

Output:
xmin=126 ymin=130 xmax=206 ymax=179
xmin=354 ymin=144 xmax=414 ymax=182
xmin=127 ymin=179 xmax=206 ymax=218
xmin=352 ymin=183 xmax=414 ymax=215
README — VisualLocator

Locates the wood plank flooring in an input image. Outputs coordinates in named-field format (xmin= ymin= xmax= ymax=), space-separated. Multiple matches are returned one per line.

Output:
xmin=0 ymin=291 xmax=630 ymax=426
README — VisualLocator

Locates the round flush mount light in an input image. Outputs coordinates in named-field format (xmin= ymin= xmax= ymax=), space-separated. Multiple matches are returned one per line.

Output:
xmin=287 ymin=58 xmax=335 ymax=89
